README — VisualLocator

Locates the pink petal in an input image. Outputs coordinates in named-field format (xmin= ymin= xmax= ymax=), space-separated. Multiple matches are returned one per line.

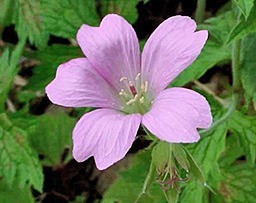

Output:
xmin=142 ymin=88 xmax=212 ymax=143
xmin=46 ymin=58 xmax=121 ymax=108
xmin=141 ymin=16 xmax=208 ymax=97
xmin=77 ymin=14 xmax=140 ymax=91
xmin=73 ymin=109 xmax=142 ymax=170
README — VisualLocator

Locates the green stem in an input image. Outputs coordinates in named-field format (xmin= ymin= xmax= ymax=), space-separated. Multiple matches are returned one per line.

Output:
xmin=195 ymin=0 xmax=206 ymax=24
xmin=232 ymin=40 xmax=242 ymax=93
xmin=135 ymin=161 xmax=155 ymax=203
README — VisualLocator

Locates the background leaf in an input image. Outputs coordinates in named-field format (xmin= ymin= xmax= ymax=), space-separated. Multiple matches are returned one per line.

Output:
xmin=0 ymin=41 xmax=24 ymax=112
xmin=240 ymin=33 xmax=256 ymax=108
xmin=13 ymin=0 xmax=49 ymax=49
xmin=102 ymin=150 xmax=166 ymax=203
xmin=226 ymin=4 xmax=256 ymax=44
xmin=101 ymin=0 xmax=139 ymax=24
xmin=29 ymin=112 xmax=75 ymax=166
xmin=25 ymin=45 xmax=82 ymax=92
xmin=0 ymin=180 xmax=34 ymax=203
xmin=0 ymin=114 xmax=43 ymax=192
xmin=213 ymin=164 xmax=256 ymax=203
xmin=41 ymin=0 xmax=100 ymax=39
xmin=228 ymin=111 xmax=256 ymax=164
xmin=233 ymin=0 xmax=254 ymax=19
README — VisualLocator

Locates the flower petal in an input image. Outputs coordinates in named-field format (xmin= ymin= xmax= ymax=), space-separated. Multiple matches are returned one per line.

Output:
xmin=141 ymin=16 xmax=208 ymax=97
xmin=77 ymin=14 xmax=140 ymax=91
xmin=142 ymin=88 xmax=212 ymax=143
xmin=73 ymin=109 xmax=142 ymax=170
xmin=46 ymin=58 xmax=121 ymax=108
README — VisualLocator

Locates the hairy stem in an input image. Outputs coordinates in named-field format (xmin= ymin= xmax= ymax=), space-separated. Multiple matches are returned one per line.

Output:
xmin=195 ymin=0 xmax=206 ymax=24
xmin=193 ymin=80 xmax=225 ymax=106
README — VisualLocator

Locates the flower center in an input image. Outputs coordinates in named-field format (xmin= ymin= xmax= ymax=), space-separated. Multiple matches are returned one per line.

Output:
xmin=118 ymin=73 xmax=152 ymax=114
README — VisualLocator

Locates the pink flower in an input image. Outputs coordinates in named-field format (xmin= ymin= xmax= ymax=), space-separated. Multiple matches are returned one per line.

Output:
xmin=46 ymin=14 xmax=212 ymax=170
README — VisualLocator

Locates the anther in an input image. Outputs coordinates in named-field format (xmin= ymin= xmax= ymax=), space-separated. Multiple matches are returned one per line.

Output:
xmin=120 ymin=77 xmax=127 ymax=82
xmin=135 ymin=73 xmax=141 ymax=81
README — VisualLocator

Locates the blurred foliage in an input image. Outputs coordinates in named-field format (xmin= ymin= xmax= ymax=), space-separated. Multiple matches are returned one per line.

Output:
xmin=0 ymin=0 xmax=256 ymax=202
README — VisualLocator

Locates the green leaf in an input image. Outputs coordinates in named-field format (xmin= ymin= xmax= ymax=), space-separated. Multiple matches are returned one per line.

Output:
xmin=240 ymin=33 xmax=256 ymax=108
xmin=187 ymin=123 xmax=227 ymax=177
xmin=0 ymin=113 xmax=43 ymax=192
xmin=25 ymin=45 xmax=82 ymax=91
xmin=200 ymin=11 xmax=236 ymax=45
xmin=216 ymin=164 xmax=256 ymax=202
xmin=219 ymin=133 xmax=244 ymax=167
xmin=0 ymin=41 xmax=25 ymax=112
xmin=13 ymin=0 xmax=49 ymax=49
xmin=234 ymin=0 xmax=254 ymax=19
xmin=102 ymin=150 xmax=166 ymax=203
xmin=228 ymin=111 xmax=256 ymax=164
xmin=180 ymin=125 xmax=227 ymax=203
xmin=179 ymin=181 xmax=204 ymax=203
xmin=0 ymin=0 xmax=16 ymax=28
xmin=101 ymin=0 xmax=138 ymax=24
xmin=29 ymin=112 xmax=75 ymax=166
xmin=0 ymin=180 xmax=34 ymax=203
xmin=41 ymin=0 xmax=100 ymax=39
xmin=226 ymin=4 xmax=256 ymax=44
xmin=171 ymin=40 xmax=231 ymax=86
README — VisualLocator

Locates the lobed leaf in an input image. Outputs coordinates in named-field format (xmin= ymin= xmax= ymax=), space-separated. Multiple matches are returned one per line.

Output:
xmin=40 ymin=0 xmax=100 ymax=39
xmin=0 ymin=114 xmax=43 ymax=192
xmin=214 ymin=164 xmax=256 ymax=202
xmin=13 ymin=0 xmax=49 ymax=49
xmin=0 ymin=41 xmax=24 ymax=112
xmin=228 ymin=111 xmax=256 ymax=164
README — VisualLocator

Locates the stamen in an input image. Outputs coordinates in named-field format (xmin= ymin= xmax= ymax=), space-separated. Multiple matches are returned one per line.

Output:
xmin=120 ymin=77 xmax=127 ymax=82
xmin=144 ymin=81 xmax=148 ymax=92
xmin=135 ymin=73 xmax=141 ymax=81
xmin=140 ymin=83 xmax=145 ymax=91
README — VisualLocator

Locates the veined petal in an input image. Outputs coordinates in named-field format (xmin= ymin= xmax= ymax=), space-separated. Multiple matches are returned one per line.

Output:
xmin=73 ymin=109 xmax=142 ymax=170
xmin=46 ymin=58 xmax=121 ymax=108
xmin=77 ymin=14 xmax=140 ymax=91
xmin=142 ymin=88 xmax=212 ymax=143
xmin=141 ymin=16 xmax=208 ymax=97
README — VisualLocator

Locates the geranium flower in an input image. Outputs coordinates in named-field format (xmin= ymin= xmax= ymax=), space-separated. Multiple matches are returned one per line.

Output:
xmin=46 ymin=14 xmax=212 ymax=170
